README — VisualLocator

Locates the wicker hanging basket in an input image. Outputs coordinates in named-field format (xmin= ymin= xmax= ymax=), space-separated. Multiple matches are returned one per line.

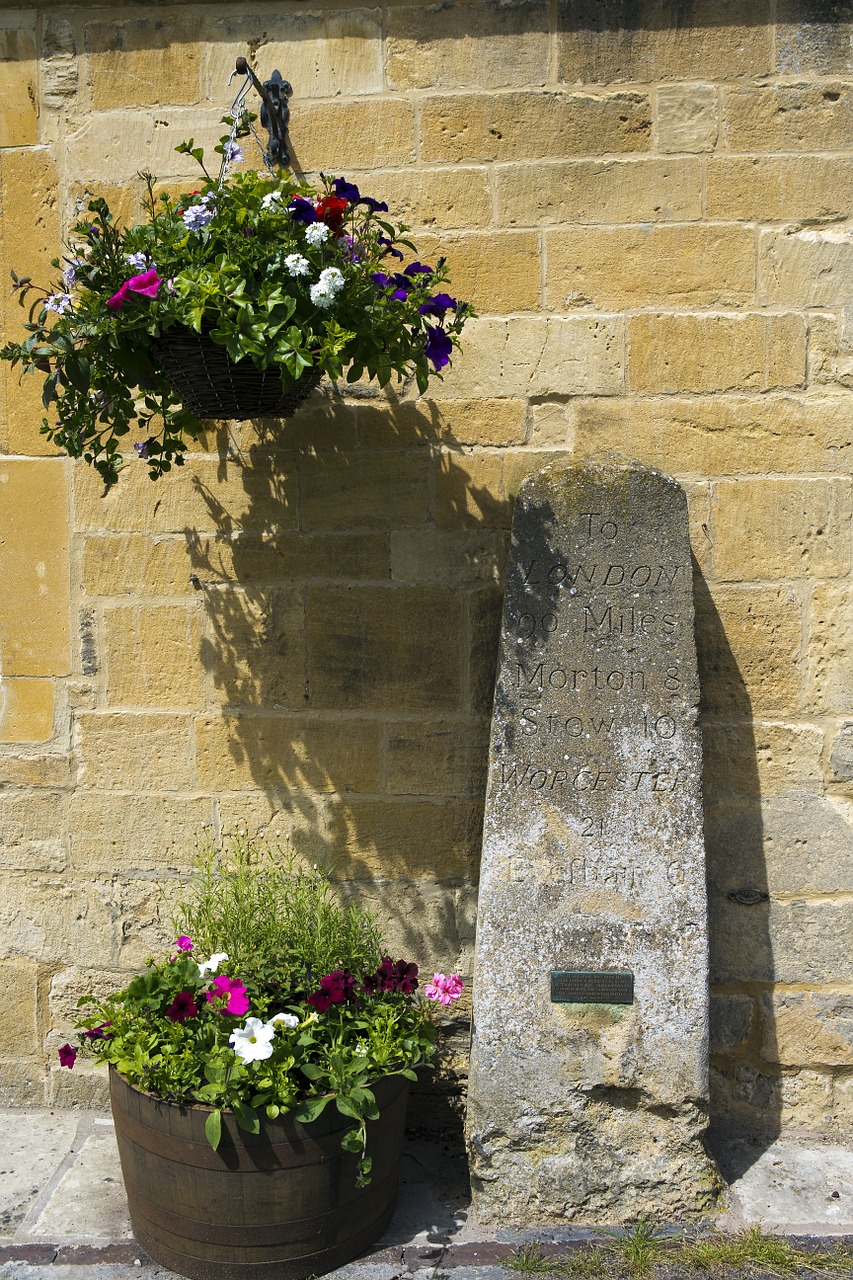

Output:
xmin=149 ymin=328 xmax=321 ymax=420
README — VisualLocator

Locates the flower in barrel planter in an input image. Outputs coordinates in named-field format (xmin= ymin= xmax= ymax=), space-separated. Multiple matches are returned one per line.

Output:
xmin=62 ymin=833 xmax=462 ymax=1184
xmin=1 ymin=129 xmax=472 ymax=486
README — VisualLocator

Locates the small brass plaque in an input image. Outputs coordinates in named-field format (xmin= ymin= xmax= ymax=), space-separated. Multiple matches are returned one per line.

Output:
xmin=551 ymin=971 xmax=634 ymax=1005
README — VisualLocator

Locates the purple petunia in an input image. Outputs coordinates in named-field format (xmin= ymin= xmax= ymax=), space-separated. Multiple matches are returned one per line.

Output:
xmin=332 ymin=177 xmax=361 ymax=203
xmin=58 ymin=1043 xmax=77 ymax=1068
xmin=425 ymin=325 xmax=453 ymax=372
xmin=404 ymin=261 xmax=433 ymax=278
xmin=371 ymin=272 xmax=390 ymax=289
xmin=288 ymin=197 xmax=318 ymax=225
xmin=377 ymin=235 xmax=404 ymax=261
xmin=166 ymin=991 xmax=199 ymax=1023
xmin=360 ymin=196 xmax=389 ymax=214
xmin=419 ymin=293 xmax=458 ymax=318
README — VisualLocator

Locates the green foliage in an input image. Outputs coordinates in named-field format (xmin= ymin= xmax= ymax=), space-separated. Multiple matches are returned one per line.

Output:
xmin=1 ymin=137 xmax=472 ymax=486
xmin=70 ymin=830 xmax=450 ymax=1186
xmin=599 ymin=1220 xmax=668 ymax=1275
xmin=172 ymin=831 xmax=383 ymax=988
xmin=508 ymin=1241 xmax=558 ymax=1273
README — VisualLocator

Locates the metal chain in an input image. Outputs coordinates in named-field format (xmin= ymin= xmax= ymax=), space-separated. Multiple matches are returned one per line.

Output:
xmin=222 ymin=67 xmax=277 ymax=181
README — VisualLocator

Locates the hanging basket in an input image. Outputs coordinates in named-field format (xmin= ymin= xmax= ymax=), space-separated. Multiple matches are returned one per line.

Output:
xmin=149 ymin=328 xmax=322 ymax=421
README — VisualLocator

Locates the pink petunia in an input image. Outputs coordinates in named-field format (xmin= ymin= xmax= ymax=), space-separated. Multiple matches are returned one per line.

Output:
xmin=423 ymin=973 xmax=463 ymax=1005
xmin=206 ymin=974 xmax=250 ymax=1016
xmin=107 ymin=268 xmax=162 ymax=311
xmin=175 ymin=936 xmax=193 ymax=952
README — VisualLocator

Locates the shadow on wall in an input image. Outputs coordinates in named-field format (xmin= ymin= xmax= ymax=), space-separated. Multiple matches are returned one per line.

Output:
xmin=693 ymin=574 xmax=781 ymax=1166
xmin=183 ymin=391 xmax=510 ymax=972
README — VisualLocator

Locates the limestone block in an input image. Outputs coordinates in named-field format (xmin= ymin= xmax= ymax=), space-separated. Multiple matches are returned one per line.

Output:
xmin=570 ymin=395 xmax=852 ymax=477
xmin=83 ymin=17 xmax=203 ymax=108
xmin=809 ymin=582 xmax=853 ymax=715
xmin=772 ymin=901 xmax=852 ymax=985
xmin=0 ymin=15 xmax=38 ymax=147
xmin=196 ymin=714 xmax=382 ymax=793
xmin=385 ymin=719 xmax=488 ymax=796
xmin=0 ymin=150 xmax=60 ymax=388
xmin=708 ymin=157 xmax=853 ymax=222
xmin=656 ymin=84 xmax=718 ymax=152
xmin=433 ymin=449 xmax=561 ymax=530
xmin=830 ymin=725 xmax=853 ymax=781
xmin=628 ymin=314 xmax=806 ymax=394
xmin=0 ymin=957 xmax=39 ymax=1056
xmin=435 ymin=316 xmax=623 ymax=398
xmin=545 ymin=226 xmax=755 ymax=310
xmin=65 ymin=108 xmax=224 ymax=185
xmin=1 ymin=364 xmax=62 ymax=458
xmin=695 ymin=585 xmax=802 ymax=717
xmin=777 ymin=3 xmax=853 ymax=74
xmin=411 ymin=230 xmax=541 ymax=313
xmin=390 ymin=528 xmax=508 ymax=586
xmin=299 ymin=451 xmax=430 ymax=530
xmin=102 ymin=603 xmax=206 ymax=709
xmin=310 ymin=795 xmax=482 ymax=879
xmin=343 ymin=165 xmax=492 ymax=229
xmin=207 ymin=12 xmax=383 ymax=101
xmin=725 ymin=82 xmax=853 ymax=152
xmin=386 ymin=0 xmax=550 ymax=90
xmin=710 ymin=478 xmax=852 ymax=581
xmin=706 ymin=794 xmax=853 ymax=895
xmin=198 ymin=587 xmax=306 ymax=710
xmin=496 ymin=158 xmax=701 ymax=226
xmin=469 ymin=585 xmax=504 ymax=716
xmin=0 ymin=678 xmax=55 ymax=743
xmin=834 ymin=1075 xmax=853 ymax=1130
xmin=760 ymin=228 xmax=853 ymax=308
xmin=74 ymin=455 xmax=299 ymax=534
xmin=530 ymin=403 xmax=574 ymax=447
xmin=0 ymin=753 xmax=69 ymax=788
xmin=0 ymin=461 xmax=70 ymax=678
xmin=420 ymin=90 xmax=651 ymax=163
xmin=74 ymin=711 xmax=195 ymax=791
xmin=557 ymin=0 xmax=772 ymax=84
xmin=306 ymin=585 xmax=463 ymax=712
xmin=761 ymin=991 xmax=853 ymax=1068
xmin=357 ymin=399 xmax=527 ymax=449
xmin=702 ymin=721 xmax=824 ymax=803
xmin=0 ymin=1061 xmax=45 ymax=1105
xmin=68 ymin=792 xmax=212 ymax=874
xmin=40 ymin=16 xmax=78 ymax=113
xmin=289 ymin=99 xmax=415 ymax=171
xmin=710 ymin=994 xmax=754 ymax=1053
xmin=337 ymin=878 xmax=477 ymax=975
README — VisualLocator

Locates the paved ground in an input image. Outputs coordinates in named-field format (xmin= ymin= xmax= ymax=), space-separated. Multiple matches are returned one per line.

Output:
xmin=1 ymin=1106 xmax=852 ymax=1280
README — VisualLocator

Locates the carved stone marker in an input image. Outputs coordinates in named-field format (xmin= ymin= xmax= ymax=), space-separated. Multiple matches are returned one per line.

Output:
xmin=467 ymin=456 xmax=713 ymax=1223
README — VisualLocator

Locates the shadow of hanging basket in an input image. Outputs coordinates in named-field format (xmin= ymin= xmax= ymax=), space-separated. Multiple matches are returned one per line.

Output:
xmin=150 ymin=328 xmax=322 ymax=420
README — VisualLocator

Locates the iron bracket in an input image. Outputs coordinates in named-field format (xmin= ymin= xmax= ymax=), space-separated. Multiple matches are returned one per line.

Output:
xmin=235 ymin=57 xmax=292 ymax=168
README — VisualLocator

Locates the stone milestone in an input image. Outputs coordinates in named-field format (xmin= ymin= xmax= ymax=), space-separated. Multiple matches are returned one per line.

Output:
xmin=467 ymin=455 xmax=715 ymax=1223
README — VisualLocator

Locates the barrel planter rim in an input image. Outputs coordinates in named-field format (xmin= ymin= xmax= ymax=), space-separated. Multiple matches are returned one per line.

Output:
xmin=109 ymin=1065 xmax=411 ymax=1280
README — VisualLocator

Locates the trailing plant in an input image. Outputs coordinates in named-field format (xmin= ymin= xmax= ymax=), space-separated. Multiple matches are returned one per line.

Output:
xmin=60 ymin=832 xmax=463 ymax=1186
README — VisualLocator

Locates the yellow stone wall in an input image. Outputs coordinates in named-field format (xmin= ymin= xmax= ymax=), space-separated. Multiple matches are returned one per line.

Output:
xmin=0 ymin=1 xmax=851 ymax=1140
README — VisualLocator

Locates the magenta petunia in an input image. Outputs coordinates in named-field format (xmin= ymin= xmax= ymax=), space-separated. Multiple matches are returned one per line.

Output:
xmin=206 ymin=974 xmax=250 ymax=1016
xmin=58 ymin=1043 xmax=77 ymax=1068
xmin=175 ymin=936 xmax=194 ymax=952
xmin=107 ymin=268 xmax=162 ymax=311
xmin=308 ymin=969 xmax=357 ymax=1012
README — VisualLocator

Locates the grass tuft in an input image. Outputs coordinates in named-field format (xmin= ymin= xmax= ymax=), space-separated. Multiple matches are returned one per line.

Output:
xmin=508 ymin=1242 xmax=557 ymax=1273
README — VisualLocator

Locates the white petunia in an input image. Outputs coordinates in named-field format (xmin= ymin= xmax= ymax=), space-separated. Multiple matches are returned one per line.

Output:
xmin=267 ymin=1012 xmax=299 ymax=1029
xmin=304 ymin=222 xmax=330 ymax=246
xmin=229 ymin=1017 xmax=276 ymax=1063
xmin=196 ymin=951 xmax=228 ymax=976
xmin=284 ymin=254 xmax=310 ymax=277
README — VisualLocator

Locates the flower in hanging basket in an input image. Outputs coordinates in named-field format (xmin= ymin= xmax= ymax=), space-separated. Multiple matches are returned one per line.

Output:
xmin=62 ymin=831 xmax=463 ymax=1186
xmin=1 ymin=128 xmax=474 ymax=486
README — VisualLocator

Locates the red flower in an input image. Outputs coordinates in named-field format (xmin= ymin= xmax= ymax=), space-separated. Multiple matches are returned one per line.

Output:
xmin=307 ymin=969 xmax=357 ymax=1012
xmin=315 ymin=196 xmax=348 ymax=231
xmin=166 ymin=991 xmax=199 ymax=1023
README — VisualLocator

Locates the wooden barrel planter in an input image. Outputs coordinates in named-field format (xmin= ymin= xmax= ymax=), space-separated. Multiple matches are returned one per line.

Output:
xmin=109 ymin=1067 xmax=410 ymax=1280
